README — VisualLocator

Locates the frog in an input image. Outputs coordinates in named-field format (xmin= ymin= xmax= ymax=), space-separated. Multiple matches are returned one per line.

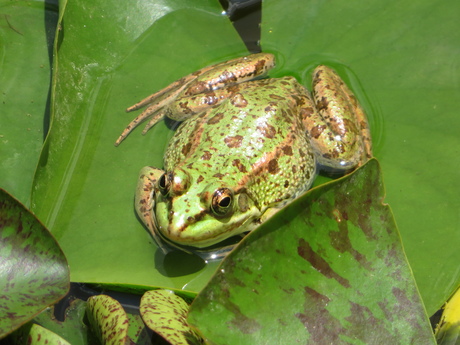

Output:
xmin=115 ymin=53 xmax=372 ymax=259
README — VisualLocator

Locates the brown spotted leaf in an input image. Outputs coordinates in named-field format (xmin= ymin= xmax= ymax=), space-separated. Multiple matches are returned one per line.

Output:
xmin=188 ymin=159 xmax=436 ymax=344
xmin=0 ymin=189 xmax=70 ymax=339
xmin=86 ymin=295 xmax=132 ymax=345
xmin=140 ymin=290 xmax=202 ymax=345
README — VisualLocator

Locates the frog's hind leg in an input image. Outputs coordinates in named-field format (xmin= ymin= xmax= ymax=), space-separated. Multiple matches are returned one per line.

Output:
xmin=301 ymin=66 xmax=372 ymax=173
xmin=115 ymin=53 xmax=275 ymax=146
xmin=115 ymin=77 xmax=196 ymax=146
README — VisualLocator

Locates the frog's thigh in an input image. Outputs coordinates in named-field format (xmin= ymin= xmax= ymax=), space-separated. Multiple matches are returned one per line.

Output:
xmin=302 ymin=67 xmax=372 ymax=171
xmin=166 ymin=80 xmax=264 ymax=121
xmin=135 ymin=167 xmax=163 ymax=231
xmin=184 ymin=53 xmax=275 ymax=97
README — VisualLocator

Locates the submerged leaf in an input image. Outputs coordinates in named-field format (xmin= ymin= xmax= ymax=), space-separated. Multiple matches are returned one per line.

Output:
xmin=188 ymin=159 xmax=436 ymax=344
xmin=140 ymin=290 xmax=201 ymax=345
xmin=0 ymin=189 xmax=69 ymax=339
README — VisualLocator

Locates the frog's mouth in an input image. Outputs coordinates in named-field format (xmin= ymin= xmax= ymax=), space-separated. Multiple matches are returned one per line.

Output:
xmin=151 ymin=204 xmax=263 ymax=260
xmin=154 ymin=228 xmax=248 ymax=260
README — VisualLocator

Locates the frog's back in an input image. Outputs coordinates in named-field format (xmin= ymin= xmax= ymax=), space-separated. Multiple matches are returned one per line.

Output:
xmin=164 ymin=77 xmax=317 ymax=210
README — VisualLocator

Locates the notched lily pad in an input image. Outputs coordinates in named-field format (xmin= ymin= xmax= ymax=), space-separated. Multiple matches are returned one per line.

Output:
xmin=32 ymin=299 xmax=91 ymax=345
xmin=140 ymin=290 xmax=202 ymax=345
xmin=188 ymin=159 xmax=436 ymax=344
xmin=0 ymin=189 xmax=70 ymax=339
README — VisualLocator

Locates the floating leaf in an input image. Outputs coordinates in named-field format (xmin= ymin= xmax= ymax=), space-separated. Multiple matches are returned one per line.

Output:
xmin=0 ymin=189 xmax=69 ymax=339
xmin=140 ymin=290 xmax=201 ymax=345
xmin=188 ymin=160 xmax=436 ymax=344
xmin=86 ymin=295 xmax=131 ymax=345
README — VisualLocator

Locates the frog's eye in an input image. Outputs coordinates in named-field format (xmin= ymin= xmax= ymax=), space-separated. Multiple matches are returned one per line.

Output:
xmin=211 ymin=188 xmax=234 ymax=218
xmin=158 ymin=172 xmax=172 ymax=197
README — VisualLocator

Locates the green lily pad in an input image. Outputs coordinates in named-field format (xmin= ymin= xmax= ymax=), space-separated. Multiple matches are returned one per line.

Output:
xmin=0 ymin=189 xmax=69 ymax=339
xmin=140 ymin=290 xmax=201 ymax=345
xmin=188 ymin=160 xmax=436 ymax=344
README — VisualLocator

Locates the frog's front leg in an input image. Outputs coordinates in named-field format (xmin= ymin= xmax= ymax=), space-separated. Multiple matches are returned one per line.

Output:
xmin=135 ymin=166 xmax=171 ymax=254
xmin=303 ymin=66 xmax=373 ymax=172
xmin=115 ymin=53 xmax=275 ymax=146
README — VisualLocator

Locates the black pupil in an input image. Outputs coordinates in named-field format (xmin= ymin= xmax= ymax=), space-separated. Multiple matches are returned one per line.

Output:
xmin=219 ymin=196 xmax=231 ymax=208
xmin=159 ymin=174 xmax=167 ymax=189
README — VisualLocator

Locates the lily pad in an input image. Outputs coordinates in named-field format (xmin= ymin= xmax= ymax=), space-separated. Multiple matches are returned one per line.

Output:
xmin=30 ymin=0 xmax=247 ymax=292
xmin=188 ymin=160 xmax=436 ymax=344
xmin=0 ymin=189 xmax=69 ymax=339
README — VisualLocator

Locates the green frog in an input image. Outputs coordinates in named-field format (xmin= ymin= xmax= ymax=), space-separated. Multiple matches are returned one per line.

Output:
xmin=116 ymin=53 xmax=372 ymax=258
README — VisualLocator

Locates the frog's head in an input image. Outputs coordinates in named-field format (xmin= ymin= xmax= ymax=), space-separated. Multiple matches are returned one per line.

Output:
xmin=153 ymin=168 xmax=262 ymax=248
